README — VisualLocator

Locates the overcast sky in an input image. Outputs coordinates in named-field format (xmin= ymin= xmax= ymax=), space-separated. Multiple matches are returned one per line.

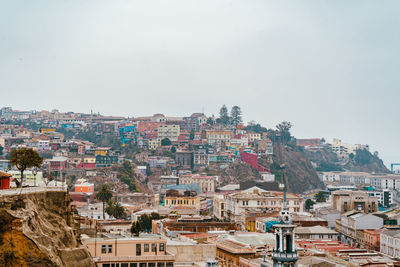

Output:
xmin=1 ymin=0 xmax=399 ymax=167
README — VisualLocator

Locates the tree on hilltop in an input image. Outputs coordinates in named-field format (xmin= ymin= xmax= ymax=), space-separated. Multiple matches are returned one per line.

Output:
xmin=10 ymin=148 xmax=43 ymax=188
xmin=230 ymin=106 xmax=242 ymax=126
xmin=276 ymin=121 xmax=293 ymax=143
xmin=218 ymin=105 xmax=230 ymax=125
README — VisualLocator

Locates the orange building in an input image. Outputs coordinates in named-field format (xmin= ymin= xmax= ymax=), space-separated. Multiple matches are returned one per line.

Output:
xmin=364 ymin=229 xmax=383 ymax=252
xmin=75 ymin=179 xmax=94 ymax=193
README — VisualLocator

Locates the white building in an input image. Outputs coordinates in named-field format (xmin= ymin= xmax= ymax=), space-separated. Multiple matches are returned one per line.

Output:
xmin=38 ymin=140 xmax=50 ymax=151
xmin=380 ymin=229 xmax=400 ymax=258
xmin=179 ymin=174 xmax=217 ymax=193
xmin=224 ymin=187 xmax=303 ymax=224
xmin=320 ymin=171 xmax=400 ymax=191
xmin=336 ymin=212 xmax=383 ymax=247
xmin=331 ymin=138 xmax=369 ymax=158
xmin=295 ymin=226 xmax=339 ymax=240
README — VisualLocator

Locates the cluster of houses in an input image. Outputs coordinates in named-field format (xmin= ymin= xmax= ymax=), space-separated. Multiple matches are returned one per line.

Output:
xmin=1 ymin=107 xmax=400 ymax=266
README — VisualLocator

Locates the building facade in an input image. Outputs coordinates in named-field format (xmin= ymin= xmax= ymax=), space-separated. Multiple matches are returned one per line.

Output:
xmin=380 ymin=229 xmax=400 ymax=258
xmin=83 ymin=236 xmax=175 ymax=267
xmin=331 ymin=190 xmax=379 ymax=213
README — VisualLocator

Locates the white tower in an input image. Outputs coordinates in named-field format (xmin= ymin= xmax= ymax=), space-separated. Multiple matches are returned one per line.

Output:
xmin=261 ymin=183 xmax=298 ymax=267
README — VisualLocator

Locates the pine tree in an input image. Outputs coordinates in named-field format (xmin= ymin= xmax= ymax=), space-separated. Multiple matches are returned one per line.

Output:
xmin=230 ymin=106 xmax=242 ymax=126
xmin=219 ymin=105 xmax=230 ymax=125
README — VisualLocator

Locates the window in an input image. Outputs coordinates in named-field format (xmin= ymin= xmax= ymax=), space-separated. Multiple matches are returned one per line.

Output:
xmin=139 ymin=264 xmax=146 ymax=267
xmin=148 ymin=263 xmax=155 ymax=267
xmin=108 ymin=245 xmax=113 ymax=253
xmin=166 ymin=263 xmax=174 ymax=267
xmin=136 ymin=244 xmax=141 ymax=256
xmin=152 ymin=243 xmax=157 ymax=252
xmin=121 ymin=264 xmax=128 ymax=267
xmin=130 ymin=264 xmax=137 ymax=267
xmin=102 ymin=264 xmax=110 ymax=267
xmin=101 ymin=245 xmax=106 ymax=254
xmin=157 ymin=263 xmax=165 ymax=267
xmin=159 ymin=243 xmax=165 ymax=252
xmin=144 ymin=243 xmax=149 ymax=252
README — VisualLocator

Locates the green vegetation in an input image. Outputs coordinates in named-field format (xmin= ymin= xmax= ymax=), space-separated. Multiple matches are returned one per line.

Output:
xmin=230 ymin=106 xmax=242 ymax=126
xmin=161 ymin=138 xmax=171 ymax=146
xmin=206 ymin=117 xmax=215 ymax=125
xmin=316 ymin=162 xmax=343 ymax=172
xmin=105 ymin=201 xmax=127 ymax=219
xmin=117 ymin=161 xmax=137 ymax=192
xmin=305 ymin=199 xmax=315 ymax=210
xmin=218 ymin=104 xmax=230 ymax=125
xmin=269 ymin=161 xmax=284 ymax=182
xmin=96 ymin=184 xmax=113 ymax=219
xmin=245 ymin=123 xmax=268 ymax=134
xmin=315 ymin=191 xmax=326 ymax=202
xmin=275 ymin=121 xmax=293 ymax=144
xmin=136 ymin=213 xmax=161 ymax=232
xmin=355 ymin=149 xmax=373 ymax=165
xmin=9 ymin=148 xmax=43 ymax=188
xmin=130 ymin=221 xmax=142 ymax=236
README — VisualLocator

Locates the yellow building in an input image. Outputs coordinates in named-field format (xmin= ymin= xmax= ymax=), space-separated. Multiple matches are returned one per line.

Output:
xmin=149 ymin=139 xmax=160 ymax=150
xmin=39 ymin=128 xmax=56 ymax=134
xmin=246 ymin=132 xmax=261 ymax=142
xmin=84 ymin=157 xmax=96 ymax=164
xmin=83 ymin=236 xmax=175 ymax=266
xmin=94 ymin=147 xmax=111 ymax=156
xmin=205 ymin=130 xmax=234 ymax=145
xmin=165 ymin=195 xmax=201 ymax=210
xmin=157 ymin=125 xmax=180 ymax=142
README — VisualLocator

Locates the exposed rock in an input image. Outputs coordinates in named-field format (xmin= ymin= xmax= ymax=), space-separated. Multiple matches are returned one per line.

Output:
xmin=0 ymin=189 xmax=95 ymax=267
xmin=268 ymin=143 xmax=325 ymax=194
xmin=219 ymin=162 xmax=261 ymax=186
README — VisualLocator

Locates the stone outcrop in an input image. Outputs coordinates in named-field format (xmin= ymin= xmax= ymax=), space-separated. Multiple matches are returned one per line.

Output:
xmin=0 ymin=188 xmax=95 ymax=267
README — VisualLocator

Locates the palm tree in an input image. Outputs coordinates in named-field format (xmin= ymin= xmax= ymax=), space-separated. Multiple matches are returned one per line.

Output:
xmin=9 ymin=148 xmax=43 ymax=188
xmin=96 ymin=184 xmax=113 ymax=219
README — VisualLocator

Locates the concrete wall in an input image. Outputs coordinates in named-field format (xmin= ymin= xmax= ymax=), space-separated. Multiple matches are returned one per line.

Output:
xmin=167 ymin=244 xmax=216 ymax=263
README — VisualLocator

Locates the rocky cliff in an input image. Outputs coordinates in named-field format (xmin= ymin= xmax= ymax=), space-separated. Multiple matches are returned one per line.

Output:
xmin=268 ymin=143 xmax=325 ymax=194
xmin=0 ymin=188 xmax=95 ymax=267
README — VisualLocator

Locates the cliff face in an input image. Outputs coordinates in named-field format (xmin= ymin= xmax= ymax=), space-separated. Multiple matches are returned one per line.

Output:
xmin=219 ymin=162 xmax=261 ymax=186
xmin=269 ymin=144 xmax=325 ymax=194
xmin=0 ymin=188 xmax=95 ymax=267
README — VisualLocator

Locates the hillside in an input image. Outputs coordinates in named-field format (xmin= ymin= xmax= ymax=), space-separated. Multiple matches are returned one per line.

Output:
xmin=304 ymin=148 xmax=390 ymax=173
xmin=0 ymin=188 xmax=95 ymax=267
xmin=265 ymin=143 xmax=325 ymax=194
xmin=216 ymin=144 xmax=324 ymax=194
xmin=219 ymin=162 xmax=261 ymax=185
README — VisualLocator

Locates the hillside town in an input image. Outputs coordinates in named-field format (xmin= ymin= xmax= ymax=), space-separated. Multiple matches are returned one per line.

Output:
xmin=0 ymin=106 xmax=399 ymax=267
